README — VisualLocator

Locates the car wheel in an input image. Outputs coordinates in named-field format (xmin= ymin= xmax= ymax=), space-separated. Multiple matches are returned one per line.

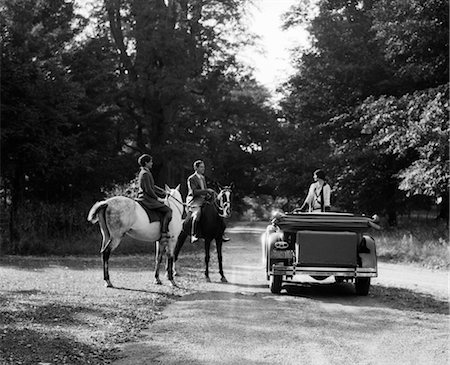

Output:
xmin=355 ymin=277 xmax=370 ymax=295
xmin=269 ymin=275 xmax=282 ymax=294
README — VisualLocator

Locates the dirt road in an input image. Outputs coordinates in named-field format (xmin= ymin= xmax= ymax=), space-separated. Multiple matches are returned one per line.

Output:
xmin=114 ymin=223 xmax=449 ymax=365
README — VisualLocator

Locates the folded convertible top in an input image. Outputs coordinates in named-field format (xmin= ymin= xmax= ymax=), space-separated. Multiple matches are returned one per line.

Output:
xmin=272 ymin=212 xmax=377 ymax=232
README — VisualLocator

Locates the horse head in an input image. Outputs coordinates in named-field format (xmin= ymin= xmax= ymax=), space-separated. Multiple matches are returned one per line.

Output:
xmin=216 ymin=185 xmax=232 ymax=218
xmin=164 ymin=184 xmax=184 ymax=218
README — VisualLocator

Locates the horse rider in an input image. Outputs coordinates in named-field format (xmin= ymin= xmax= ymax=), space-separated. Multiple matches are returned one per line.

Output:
xmin=186 ymin=160 xmax=230 ymax=243
xmin=135 ymin=154 xmax=172 ymax=239
xmin=297 ymin=169 xmax=331 ymax=212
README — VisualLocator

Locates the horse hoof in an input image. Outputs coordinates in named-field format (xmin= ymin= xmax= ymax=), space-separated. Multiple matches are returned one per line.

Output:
xmin=205 ymin=277 xmax=211 ymax=283
xmin=170 ymin=281 xmax=177 ymax=287
xmin=221 ymin=276 xmax=228 ymax=283
xmin=154 ymin=279 xmax=162 ymax=285
xmin=105 ymin=281 xmax=113 ymax=288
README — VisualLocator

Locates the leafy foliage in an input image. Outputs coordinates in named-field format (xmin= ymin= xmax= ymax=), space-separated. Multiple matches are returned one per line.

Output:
xmin=279 ymin=0 xmax=449 ymax=223
xmin=358 ymin=84 xmax=449 ymax=198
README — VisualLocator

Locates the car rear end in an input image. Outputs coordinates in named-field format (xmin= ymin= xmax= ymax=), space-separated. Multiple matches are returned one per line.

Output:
xmin=265 ymin=213 xmax=378 ymax=295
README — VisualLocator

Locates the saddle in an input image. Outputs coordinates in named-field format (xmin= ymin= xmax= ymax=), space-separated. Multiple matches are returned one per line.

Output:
xmin=136 ymin=201 xmax=163 ymax=223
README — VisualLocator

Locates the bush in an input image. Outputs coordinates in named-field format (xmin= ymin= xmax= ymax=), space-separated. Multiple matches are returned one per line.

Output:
xmin=373 ymin=220 xmax=449 ymax=270
xmin=3 ymin=199 xmax=97 ymax=255
xmin=238 ymin=195 xmax=294 ymax=221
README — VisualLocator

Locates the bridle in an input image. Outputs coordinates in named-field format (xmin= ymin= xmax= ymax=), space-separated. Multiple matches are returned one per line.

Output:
xmin=159 ymin=184 xmax=231 ymax=218
xmin=165 ymin=190 xmax=185 ymax=217
xmin=214 ymin=187 xmax=232 ymax=218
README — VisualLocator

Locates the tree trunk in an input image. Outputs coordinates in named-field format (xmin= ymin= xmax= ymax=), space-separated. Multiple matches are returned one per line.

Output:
xmin=10 ymin=163 xmax=25 ymax=250
xmin=437 ymin=192 xmax=449 ymax=222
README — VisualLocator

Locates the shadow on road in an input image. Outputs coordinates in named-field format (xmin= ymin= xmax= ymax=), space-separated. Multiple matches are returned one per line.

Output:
xmin=222 ymin=281 xmax=268 ymax=289
xmin=175 ymin=282 xmax=448 ymax=316
xmin=279 ymin=282 xmax=448 ymax=315
xmin=223 ymin=281 xmax=268 ymax=289
xmin=111 ymin=286 xmax=163 ymax=295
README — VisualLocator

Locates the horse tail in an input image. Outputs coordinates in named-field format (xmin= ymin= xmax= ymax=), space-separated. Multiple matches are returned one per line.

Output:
xmin=87 ymin=201 xmax=108 ymax=224
xmin=97 ymin=205 xmax=112 ymax=253
xmin=87 ymin=201 xmax=113 ymax=253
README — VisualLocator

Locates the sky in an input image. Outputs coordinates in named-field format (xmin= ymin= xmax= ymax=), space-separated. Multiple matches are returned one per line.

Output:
xmin=240 ymin=0 xmax=310 ymax=93
xmin=76 ymin=0 xmax=310 ymax=97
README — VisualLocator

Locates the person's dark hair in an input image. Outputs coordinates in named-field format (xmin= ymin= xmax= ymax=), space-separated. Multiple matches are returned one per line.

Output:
xmin=314 ymin=169 xmax=326 ymax=180
xmin=193 ymin=160 xmax=204 ymax=169
xmin=138 ymin=154 xmax=152 ymax=167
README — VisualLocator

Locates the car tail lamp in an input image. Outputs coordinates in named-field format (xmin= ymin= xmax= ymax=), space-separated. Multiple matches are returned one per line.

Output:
xmin=274 ymin=241 xmax=289 ymax=250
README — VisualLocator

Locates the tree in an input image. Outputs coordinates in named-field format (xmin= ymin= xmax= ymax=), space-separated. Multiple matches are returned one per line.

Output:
xmin=1 ymin=0 xmax=84 ymax=238
xmin=101 ymin=0 xmax=255 ymax=185
xmin=278 ymin=0 xmax=448 ymax=223
xmin=358 ymin=84 xmax=449 ymax=220
xmin=370 ymin=0 xmax=449 ymax=92
xmin=278 ymin=0 xmax=396 ymax=208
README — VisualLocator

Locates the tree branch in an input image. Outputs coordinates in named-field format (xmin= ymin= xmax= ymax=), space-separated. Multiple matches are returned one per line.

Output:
xmin=105 ymin=0 xmax=137 ymax=82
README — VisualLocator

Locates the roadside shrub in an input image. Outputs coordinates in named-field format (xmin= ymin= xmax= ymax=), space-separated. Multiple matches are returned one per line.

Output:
xmin=239 ymin=195 xmax=294 ymax=221
xmin=102 ymin=177 xmax=139 ymax=199
xmin=373 ymin=220 xmax=449 ymax=270
xmin=4 ymin=199 xmax=96 ymax=255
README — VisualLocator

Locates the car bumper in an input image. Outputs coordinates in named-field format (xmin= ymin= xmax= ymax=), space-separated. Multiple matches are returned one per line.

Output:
xmin=271 ymin=264 xmax=377 ymax=278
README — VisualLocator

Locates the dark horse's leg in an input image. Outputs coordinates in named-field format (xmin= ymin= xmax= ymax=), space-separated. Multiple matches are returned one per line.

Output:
xmin=174 ymin=229 xmax=189 ymax=262
xmin=216 ymin=236 xmax=228 ymax=283
xmin=204 ymin=238 xmax=212 ymax=282
xmin=174 ymin=215 xmax=192 ymax=262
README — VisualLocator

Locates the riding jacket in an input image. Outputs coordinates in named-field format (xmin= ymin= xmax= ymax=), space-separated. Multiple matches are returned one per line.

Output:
xmin=186 ymin=172 xmax=210 ymax=207
xmin=135 ymin=167 xmax=167 ymax=210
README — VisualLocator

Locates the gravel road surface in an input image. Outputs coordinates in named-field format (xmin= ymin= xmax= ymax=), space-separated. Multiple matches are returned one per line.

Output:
xmin=114 ymin=223 xmax=449 ymax=365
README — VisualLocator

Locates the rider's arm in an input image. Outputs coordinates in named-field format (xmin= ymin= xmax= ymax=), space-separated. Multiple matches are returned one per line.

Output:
xmin=299 ymin=184 xmax=314 ymax=210
xmin=323 ymin=184 xmax=331 ymax=209
xmin=188 ymin=177 xmax=211 ymax=198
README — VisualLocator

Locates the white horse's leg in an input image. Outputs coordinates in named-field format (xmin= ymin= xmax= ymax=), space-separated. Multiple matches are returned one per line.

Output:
xmin=102 ymin=245 xmax=113 ymax=287
xmin=102 ymin=237 xmax=122 ymax=288
xmin=166 ymin=242 xmax=177 ymax=286
xmin=167 ymin=254 xmax=177 ymax=287
xmin=154 ymin=241 xmax=163 ymax=285
xmin=173 ymin=260 xmax=179 ymax=276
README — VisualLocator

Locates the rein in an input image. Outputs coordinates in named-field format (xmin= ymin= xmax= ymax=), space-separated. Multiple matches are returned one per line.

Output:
xmin=165 ymin=194 xmax=185 ymax=217
xmin=156 ymin=184 xmax=187 ymax=207
xmin=156 ymin=184 xmax=231 ymax=218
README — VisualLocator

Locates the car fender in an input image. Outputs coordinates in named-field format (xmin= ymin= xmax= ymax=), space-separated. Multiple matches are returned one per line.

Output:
xmin=359 ymin=235 xmax=377 ymax=269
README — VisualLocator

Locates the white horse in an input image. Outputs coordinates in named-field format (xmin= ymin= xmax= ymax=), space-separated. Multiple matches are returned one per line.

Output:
xmin=87 ymin=185 xmax=184 ymax=287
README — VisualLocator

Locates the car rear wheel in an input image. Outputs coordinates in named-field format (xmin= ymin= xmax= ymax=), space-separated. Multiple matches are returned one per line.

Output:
xmin=269 ymin=275 xmax=282 ymax=294
xmin=355 ymin=277 xmax=370 ymax=295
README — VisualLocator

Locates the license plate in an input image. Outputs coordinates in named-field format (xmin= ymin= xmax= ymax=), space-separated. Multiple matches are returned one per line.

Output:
xmin=270 ymin=250 xmax=293 ymax=259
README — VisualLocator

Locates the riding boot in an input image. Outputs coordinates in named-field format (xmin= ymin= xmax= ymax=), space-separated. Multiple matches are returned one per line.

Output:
xmin=191 ymin=216 xmax=200 ymax=243
xmin=161 ymin=213 xmax=171 ymax=239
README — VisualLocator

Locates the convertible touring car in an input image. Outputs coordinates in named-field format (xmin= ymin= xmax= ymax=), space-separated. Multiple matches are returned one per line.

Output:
xmin=262 ymin=212 xmax=380 ymax=295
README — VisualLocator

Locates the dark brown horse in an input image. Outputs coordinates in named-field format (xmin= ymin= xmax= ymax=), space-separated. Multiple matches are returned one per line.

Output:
xmin=174 ymin=186 xmax=232 ymax=282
